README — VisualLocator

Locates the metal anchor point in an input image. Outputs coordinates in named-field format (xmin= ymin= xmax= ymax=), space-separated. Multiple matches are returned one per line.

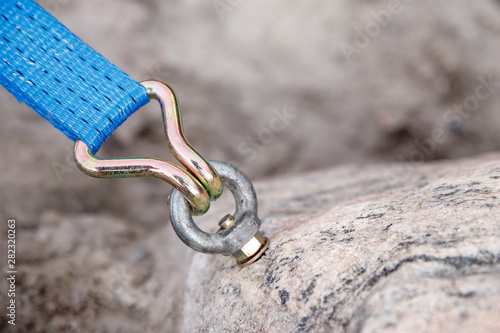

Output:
xmin=169 ymin=161 xmax=270 ymax=267
xmin=218 ymin=214 xmax=270 ymax=267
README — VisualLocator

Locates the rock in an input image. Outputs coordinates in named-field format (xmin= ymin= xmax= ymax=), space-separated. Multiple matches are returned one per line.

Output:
xmin=2 ymin=152 xmax=499 ymax=332
xmin=180 ymin=152 xmax=500 ymax=333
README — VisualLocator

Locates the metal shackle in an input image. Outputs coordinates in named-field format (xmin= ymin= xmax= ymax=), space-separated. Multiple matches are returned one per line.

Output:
xmin=169 ymin=161 xmax=270 ymax=267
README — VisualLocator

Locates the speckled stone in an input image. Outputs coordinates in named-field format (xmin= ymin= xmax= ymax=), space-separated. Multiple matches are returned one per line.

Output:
xmin=1 ymin=154 xmax=499 ymax=332
xmin=179 ymin=153 xmax=500 ymax=333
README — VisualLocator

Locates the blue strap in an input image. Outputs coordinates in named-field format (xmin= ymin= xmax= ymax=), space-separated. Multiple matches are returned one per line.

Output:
xmin=0 ymin=0 xmax=150 ymax=153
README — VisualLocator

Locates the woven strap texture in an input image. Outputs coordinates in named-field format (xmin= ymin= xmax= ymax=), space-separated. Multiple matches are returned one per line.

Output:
xmin=0 ymin=0 xmax=150 ymax=152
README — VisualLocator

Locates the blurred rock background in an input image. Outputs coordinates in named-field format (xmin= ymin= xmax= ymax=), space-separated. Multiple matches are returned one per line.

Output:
xmin=2 ymin=0 xmax=500 ymax=225
xmin=1 ymin=0 xmax=500 ymax=331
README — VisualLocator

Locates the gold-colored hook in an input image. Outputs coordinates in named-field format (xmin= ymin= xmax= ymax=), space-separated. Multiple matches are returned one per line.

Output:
xmin=73 ymin=80 xmax=223 ymax=215
xmin=143 ymin=80 xmax=222 ymax=200
xmin=74 ymin=140 xmax=210 ymax=215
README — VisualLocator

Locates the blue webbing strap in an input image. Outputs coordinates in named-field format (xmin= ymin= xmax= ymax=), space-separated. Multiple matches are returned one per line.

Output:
xmin=0 ymin=0 xmax=150 ymax=153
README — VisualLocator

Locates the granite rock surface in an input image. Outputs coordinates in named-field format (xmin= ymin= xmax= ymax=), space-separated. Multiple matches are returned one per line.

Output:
xmin=1 ymin=153 xmax=499 ymax=332
xmin=179 ymin=153 xmax=500 ymax=333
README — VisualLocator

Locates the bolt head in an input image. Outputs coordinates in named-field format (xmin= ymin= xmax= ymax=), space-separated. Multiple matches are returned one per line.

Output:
xmin=232 ymin=231 xmax=270 ymax=267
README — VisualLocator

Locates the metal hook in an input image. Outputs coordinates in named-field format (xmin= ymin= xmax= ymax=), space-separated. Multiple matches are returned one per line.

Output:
xmin=73 ymin=80 xmax=223 ymax=215
xmin=74 ymin=140 xmax=210 ymax=215
xmin=143 ymin=80 xmax=222 ymax=200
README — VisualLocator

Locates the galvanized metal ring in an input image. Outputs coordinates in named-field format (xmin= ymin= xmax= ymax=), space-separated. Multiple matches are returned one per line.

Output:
xmin=169 ymin=161 xmax=262 ymax=255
